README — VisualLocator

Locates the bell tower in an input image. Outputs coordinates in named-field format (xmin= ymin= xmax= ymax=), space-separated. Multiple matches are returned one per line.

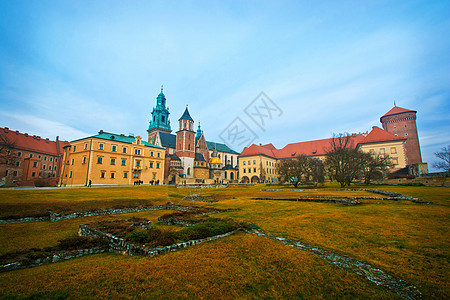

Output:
xmin=148 ymin=85 xmax=171 ymax=143
xmin=380 ymin=105 xmax=422 ymax=165
xmin=176 ymin=107 xmax=195 ymax=177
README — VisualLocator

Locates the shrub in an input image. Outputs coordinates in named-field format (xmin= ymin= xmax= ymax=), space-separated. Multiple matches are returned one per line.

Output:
xmin=125 ymin=230 xmax=148 ymax=244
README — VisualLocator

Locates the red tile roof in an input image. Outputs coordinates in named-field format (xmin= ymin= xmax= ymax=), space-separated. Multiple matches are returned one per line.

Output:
xmin=381 ymin=106 xmax=416 ymax=117
xmin=0 ymin=127 xmax=69 ymax=156
xmin=239 ymin=127 xmax=403 ymax=159
xmin=360 ymin=126 xmax=405 ymax=144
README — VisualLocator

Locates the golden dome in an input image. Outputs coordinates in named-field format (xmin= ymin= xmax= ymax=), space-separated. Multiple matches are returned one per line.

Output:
xmin=209 ymin=156 xmax=222 ymax=164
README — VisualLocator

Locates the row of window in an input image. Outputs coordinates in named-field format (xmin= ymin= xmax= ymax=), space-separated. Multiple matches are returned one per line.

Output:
xmin=14 ymin=151 xmax=57 ymax=162
xmin=368 ymin=147 xmax=397 ymax=155
xmin=93 ymin=157 xmax=160 ymax=169
xmin=31 ymin=161 xmax=56 ymax=171
xmin=242 ymin=160 xmax=257 ymax=166
xmin=73 ymin=143 xmax=160 ymax=157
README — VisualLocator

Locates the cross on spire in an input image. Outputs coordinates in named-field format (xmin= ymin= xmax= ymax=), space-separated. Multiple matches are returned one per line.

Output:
xmin=161 ymin=85 xmax=163 ymax=93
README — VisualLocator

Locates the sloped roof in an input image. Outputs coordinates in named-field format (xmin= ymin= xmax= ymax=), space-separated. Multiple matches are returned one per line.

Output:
xmin=261 ymin=143 xmax=276 ymax=150
xmin=179 ymin=107 xmax=194 ymax=121
xmin=240 ymin=134 xmax=367 ymax=159
xmin=359 ymin=126 xmax=406 ymax=144
xmin=0 ymin=127 xmax=68 ymax=156
xmin=168 ymin=154 xmax=181 ymax=161
xmin=73 ymin=131 xmax=164 ymax=149
xmin=206 ymin=141 xmax=239 ymax=154
xmin=159 ymin=132 xmax=176 ymax=148
xmin=195 ymin=153 xmax=206 ymax=161
xmin=381 ymin=106 xmax=416 ymax=118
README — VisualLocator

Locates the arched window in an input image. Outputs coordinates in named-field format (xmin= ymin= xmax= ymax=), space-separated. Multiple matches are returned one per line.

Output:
xmin=188 ymin=144 xmax=190 ymax=150
xmin=230 ymin=172 xmax=234 ymax=180
xmin=224 ymin=172 xmax=227 ymax=179
xmin=187 ymin=167 xmax=190 ymax=175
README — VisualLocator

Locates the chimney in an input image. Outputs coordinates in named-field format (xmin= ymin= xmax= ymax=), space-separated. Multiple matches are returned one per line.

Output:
xmin=24 ymin=133 xmax=28 ymax=136
xmin=99 ymin=130 xmax=104 ymax=134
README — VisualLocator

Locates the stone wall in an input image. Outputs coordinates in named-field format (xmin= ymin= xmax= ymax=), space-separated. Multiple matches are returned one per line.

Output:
xmin=0 ymin=203 xmax=201 ymax=225
xmin=0 ymin=247 xmax=107 ymax=273
xmin=79 ymin=224 xmax=239 ymax=257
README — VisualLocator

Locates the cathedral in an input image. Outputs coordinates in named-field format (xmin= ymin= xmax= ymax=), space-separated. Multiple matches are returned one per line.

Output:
xmin=147 ymin=87 xmax=239 ymax=184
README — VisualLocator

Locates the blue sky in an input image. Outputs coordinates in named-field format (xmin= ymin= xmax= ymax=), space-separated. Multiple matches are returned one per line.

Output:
xmin=1 ymin=0 xmax=449 ymax=170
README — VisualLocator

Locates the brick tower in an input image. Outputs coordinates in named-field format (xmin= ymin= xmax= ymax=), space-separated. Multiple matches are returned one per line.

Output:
xmin=176 ymin=107 xmax=195 ymax=177
xmin=380 ymin=105 xmax=422 ymax=165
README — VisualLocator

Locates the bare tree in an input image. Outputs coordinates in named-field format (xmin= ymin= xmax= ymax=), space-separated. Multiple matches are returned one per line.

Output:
xmin=432 ymin=145 xmax=450 ymax=172
xmin=361 ymin=152 xmax=394 ymax=185
xmin=325 ymin=133 xmax=365 ymax=188
xmin=0 ymin=136 xmax=19 ymax=185
xmin=277 ymin=155 xmax=309 ymax=188
xmin=307 ymin=158 xmax=325 ymax=186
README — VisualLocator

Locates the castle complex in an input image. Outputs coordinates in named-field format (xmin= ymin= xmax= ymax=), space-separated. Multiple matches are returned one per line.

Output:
xmin=1 ymin=84 xmax=427 ymax=186
xmin=238 ymin=105 xmax=427 ymax=183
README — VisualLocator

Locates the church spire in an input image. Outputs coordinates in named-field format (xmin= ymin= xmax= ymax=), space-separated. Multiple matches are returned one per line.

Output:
xmin=196 ymin=120 xmax=202 ymax=138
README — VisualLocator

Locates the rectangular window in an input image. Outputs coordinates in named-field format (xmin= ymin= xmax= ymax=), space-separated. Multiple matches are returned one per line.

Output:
xmin=391 ymin=147 xmax=397 ymax=154
xmin=253 ymin=160 xmax=256 ymax=165
xmin=254 ymin=168 xmax=256 ymax=172
xmin=111 ymin=158 xmax=116 ymax=165
xmin=123 ymin=172 xmax=128 ymax=178
xmin=97 ymin=157 xmax=103 ymax=164
xmin=55 ymin=158 xmax=58 ymax=162
xmin=29 ymin=154 xmax=33 ymax=158
xmin=15 ymin=161 xmax=20 ymax=167
xmin=151 ymin=151 xmax=154 ymax=157
xmin=243 ymin=161 xmax=246 ymax=165
xmin=150 ymin=162 xmax=153 ymax=168
xmin=82 ymin=157 xmax=87 ymax=164
xmin=32 ymin=172 xmax=36 ymax=177
xmin=54 ymin=166 xmax=57 ymax=171
xmin=135 ymin=149 xmax=141 ymax=155
xmin=380 ymin=148 xmax=385 ymax=154
xmin=100 ymin=171 xmax=105 ymax=178
xmin=73 ymin=146 xmax=76 ymax=152
xmin=248 ymin=168 xmax=251 ymax=173
xmin=121 ymin=159 xmax=126 ymax=166
xmin=152 ymin=173 xmax=156 ymax=179
xmin=33 ymin=162 xmax=37 ymax=168
xmin=38 ymin=155 xmax=41 ymax=159
xmin=49 ymin=166 xmax=52 ymax=170
xmin=248 ymin=160 xmax=250 ymax=165
xmin=13 ymin=170 xmax=17 ymax=176
xmin=71 ymin=159 xmax=74 ymax=165
xmin=69 ymin=171 xmax=72 ymax=178
xmin=243 ymin=169 xmax=246 ymax=173
xmin=44 ymin=156 xmax=47 ymax=161
xmin=112 ymin=145 xmax=117 ymax=152
xmin=42 ymin=165 xmax=46 ymax=170
xmin=136 ymin=160 xmax=141 ymax=167
xmin=17 ymin=151 xmax=21 ymax=157
xmin=99 ymin=144 xmax=104 ymax=150
xmin=111 ymin=172 xmax=115 ymax=179
xmin=157 ymin=152 xmax=160 ymax=157
xmin=50 ymin=157 xmax=53 ymax=162
xmin=84 ymin=143 xmax=88 ymax=150
xmin=122 ymin=147 xmax=127 ymax=153
xmin=156 ymin=162 xmax=160 ymax=168
xmin=392 ymin=158 xmax=399 ymax=165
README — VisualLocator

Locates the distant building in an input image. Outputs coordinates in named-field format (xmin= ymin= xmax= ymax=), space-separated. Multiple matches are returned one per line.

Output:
xmin=60 ymin=131 xmax=165 ymax=186
xmin=147 ymin=87 xmax=239 ymax=183
xmin=0 ymin=127 xmax=68 ymax=186
xmin=238 ymin=105 xmax=426 ymax=183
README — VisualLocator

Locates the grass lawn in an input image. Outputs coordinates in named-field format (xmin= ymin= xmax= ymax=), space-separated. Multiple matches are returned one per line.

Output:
xmin=0 ymin=184 xmax=448 ymax=299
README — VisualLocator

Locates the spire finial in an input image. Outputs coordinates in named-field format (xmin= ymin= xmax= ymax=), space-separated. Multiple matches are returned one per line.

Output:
xmin=161 ymin=85 xmax=163 ymax=93
xmin=394 ymin=100 xmax=396 ymax=107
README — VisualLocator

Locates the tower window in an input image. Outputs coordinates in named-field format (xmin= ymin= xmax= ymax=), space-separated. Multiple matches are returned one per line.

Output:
xmin=162 ymin=116 xmax=165 ymax=122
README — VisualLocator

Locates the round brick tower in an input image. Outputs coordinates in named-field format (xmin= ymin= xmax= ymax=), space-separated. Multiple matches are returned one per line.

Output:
xmin=380 ymin=106 xmax=422 ymax=165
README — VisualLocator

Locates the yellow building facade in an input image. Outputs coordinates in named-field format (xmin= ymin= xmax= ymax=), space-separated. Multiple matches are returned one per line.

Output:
xmin=60 ymin=131 xmax=165 ymax=186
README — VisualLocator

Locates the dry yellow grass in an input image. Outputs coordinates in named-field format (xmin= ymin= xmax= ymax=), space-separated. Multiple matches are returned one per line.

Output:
xmin=0 ymin=183 xmax=448 ymax=298
xmin=0 ymin=234 xmax=396 ymax=299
